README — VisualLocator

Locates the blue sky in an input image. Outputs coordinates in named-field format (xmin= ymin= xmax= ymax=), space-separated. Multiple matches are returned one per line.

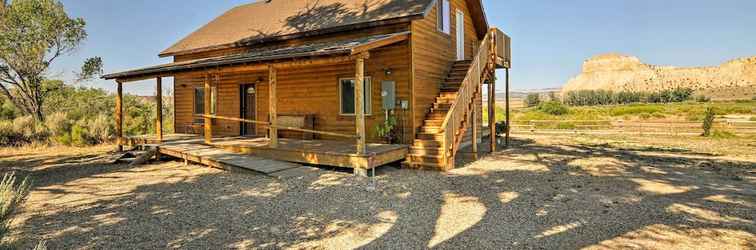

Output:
xmin=54 ymin=0 xmax=756 ymax=95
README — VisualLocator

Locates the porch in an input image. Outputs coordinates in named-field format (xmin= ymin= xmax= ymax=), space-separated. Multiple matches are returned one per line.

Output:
xmin=125 ymin=134 xmax=408 ymax=174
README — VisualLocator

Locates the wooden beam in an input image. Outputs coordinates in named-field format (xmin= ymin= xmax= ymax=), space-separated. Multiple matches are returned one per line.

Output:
xmin=155 ymin=77 xmax=163 ymax=142
xmin=111 ymin=54 xmax=359 ymax=83
xmin=268 ymin=65 xmax=278 ymax=148
xmin=355 ymin=53 xmax=367 ymax=155
xmin=350 ymin=32 xmax=410 ymax=55
xmin=204 ymin=74 xmax=212 ymax=144
xmin=505 ymin=68 xmax=510 ymax=147
xmin=115 ymin=81 xmax=123 ymax=152
xmin=488 ymin=72 xmax=496 ymax=152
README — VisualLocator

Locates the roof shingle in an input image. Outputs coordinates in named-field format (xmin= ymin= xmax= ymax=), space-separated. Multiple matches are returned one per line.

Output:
xmin=159 ymin=0 xmax=434 ymax=57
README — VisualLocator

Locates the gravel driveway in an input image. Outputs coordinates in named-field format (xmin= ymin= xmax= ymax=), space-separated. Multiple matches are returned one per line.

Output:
xmin=3 ymin=135 xmax=755 ymax=249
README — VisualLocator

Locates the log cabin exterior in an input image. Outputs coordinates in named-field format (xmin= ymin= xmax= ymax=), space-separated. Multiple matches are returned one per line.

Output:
xmin=104 ymin=0 xmax=511 ymax=173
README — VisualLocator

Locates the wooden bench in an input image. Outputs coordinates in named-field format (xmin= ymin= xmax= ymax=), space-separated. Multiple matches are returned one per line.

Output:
xmin=277 ymin=114 xmax=315 ymax=140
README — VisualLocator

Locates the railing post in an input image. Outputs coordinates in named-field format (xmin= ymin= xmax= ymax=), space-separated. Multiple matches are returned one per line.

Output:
xmin=155 ymin=77 xmax=163 ymax=142
xmin=115 ymin=80 xmax=123 ymax=152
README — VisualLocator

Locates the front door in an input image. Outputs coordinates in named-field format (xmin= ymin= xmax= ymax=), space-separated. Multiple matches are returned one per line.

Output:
xmin=456 ymin=10 xmax=465 ymax=61
xmin=240 ymin=84 xmax=256 ymax=136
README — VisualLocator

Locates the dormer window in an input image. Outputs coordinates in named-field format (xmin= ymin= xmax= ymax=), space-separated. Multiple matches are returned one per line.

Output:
xmin=437 ymin=0 xmax=450 ymax=34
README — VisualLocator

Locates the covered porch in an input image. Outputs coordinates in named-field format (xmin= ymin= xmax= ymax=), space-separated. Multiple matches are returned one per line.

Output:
xmin=104 ymin=32 xmax=412 ymax=174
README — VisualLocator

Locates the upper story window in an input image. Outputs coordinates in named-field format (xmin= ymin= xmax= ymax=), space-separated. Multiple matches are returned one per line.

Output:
xmin=437 ymin=0 xmax=450 ymax=34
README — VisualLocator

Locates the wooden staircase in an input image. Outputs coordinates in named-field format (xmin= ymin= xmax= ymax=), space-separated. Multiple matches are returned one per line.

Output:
xmin=405 ymin=29 xmax=502 ymax=170
xmin=406 ymin=60 xmax=473 ymax=169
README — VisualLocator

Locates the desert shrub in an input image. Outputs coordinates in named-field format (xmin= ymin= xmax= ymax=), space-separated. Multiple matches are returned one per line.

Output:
xmin=537 ymin=101 xmax=569 ymax=115
xmin=88 ymin=114 xmax=113 ymax=143
xmin=70 ymin=124 xmax=89 ymax=146
xmin=44 ymin=112 xmax=71 ymax=137
xmin=696 ymin=95 xmax=710 ymax=102
xmin=750 ymin=116 xmax=756 ymax=122
xmin=0 ymin=97 xmax=19 ymax=120
xmin=524 ymin=93 xmax=541 ymax=107
xmin=701 ymin=107 xmax=715 ymax=137
xmin=752 ymin=96 xmax=756 ymax=101
xmin=0 ymin=173 xmax=31 ymax=244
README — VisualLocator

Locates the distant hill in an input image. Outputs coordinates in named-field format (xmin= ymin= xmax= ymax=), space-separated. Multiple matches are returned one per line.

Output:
xmin=562 ymin=53 xmax=756 ymax=100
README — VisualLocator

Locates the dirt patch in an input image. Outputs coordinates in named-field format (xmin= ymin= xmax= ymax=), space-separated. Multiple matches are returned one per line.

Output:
xmin=1 ymin=135 xmax=754 ymax=249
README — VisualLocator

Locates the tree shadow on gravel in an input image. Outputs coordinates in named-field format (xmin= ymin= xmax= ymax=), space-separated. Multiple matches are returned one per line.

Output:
xmin=11 ymin=136 xmax=756 ymax=249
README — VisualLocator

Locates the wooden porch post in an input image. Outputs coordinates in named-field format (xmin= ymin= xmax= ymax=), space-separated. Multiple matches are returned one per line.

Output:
xmin=268 ymin=65 xmax=278 ymax=148
xmin=204 ymin=74 xmax=212 ymax=144
xmin=471 ymin=95 xmax=478 ymax=157
xmin=155 ymin=77 xmax=163 ymax=142
xmin=488 ymin=72 xmax=496 ymax=152
xmin=115 ymin=80 xmax=123 ymax=152
xmin=355 ymin=53 xmax=367 ymax=155
xmin=505 ymin=68 xmax=510 ymax=147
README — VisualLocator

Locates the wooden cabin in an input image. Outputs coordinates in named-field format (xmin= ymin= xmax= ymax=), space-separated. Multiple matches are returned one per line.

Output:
xmin=103 ymin=0 xmax=511 ymax=173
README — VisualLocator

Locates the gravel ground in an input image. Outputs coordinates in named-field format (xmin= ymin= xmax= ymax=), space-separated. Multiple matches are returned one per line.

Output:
xmin=2 ymin=136 xmax=755 ymax=249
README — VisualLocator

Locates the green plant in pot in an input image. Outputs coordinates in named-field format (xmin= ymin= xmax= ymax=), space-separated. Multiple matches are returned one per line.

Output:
xmin=376 ymin=114 xmax=399 ymax=144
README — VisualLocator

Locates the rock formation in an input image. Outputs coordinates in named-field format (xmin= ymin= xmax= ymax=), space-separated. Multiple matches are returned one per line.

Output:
xmin=562 ymin=53 xmax=756 ymax=99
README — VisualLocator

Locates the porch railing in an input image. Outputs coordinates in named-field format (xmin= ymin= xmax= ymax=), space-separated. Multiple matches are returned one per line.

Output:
xmin=438 ymin=28 xmax=498 ymax=167
xmin=194 ymin=114 xmax=359 ymax=139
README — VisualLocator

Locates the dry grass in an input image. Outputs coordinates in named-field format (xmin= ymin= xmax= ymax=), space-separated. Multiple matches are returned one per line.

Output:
xmin=0 ymin=135 xmax=754 ymax=249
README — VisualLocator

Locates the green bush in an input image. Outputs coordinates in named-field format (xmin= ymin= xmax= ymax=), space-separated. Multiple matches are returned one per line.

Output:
xmin=536 ymin=101 xmax=569 ymax=115
xmin=749 ymin=116 xmax=756 ymax=122
xmin=44 ymin=112 xmax=70 ymax=137
xmin=524 ymin=93 xmax=541 ymax=107
xmin=0 ymin=173 xmax=31 ymax=244
xmin=70 ymin=124 xmax=89 ymax=146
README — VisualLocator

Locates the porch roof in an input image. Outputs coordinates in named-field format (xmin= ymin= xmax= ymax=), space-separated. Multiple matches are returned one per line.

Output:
xmin=103 ymin=31 xmax=410 ymax=82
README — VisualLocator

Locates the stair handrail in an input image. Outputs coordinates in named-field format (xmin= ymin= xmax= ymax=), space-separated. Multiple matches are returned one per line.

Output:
xmin=438 ymin=29 xmax=497 ymax=166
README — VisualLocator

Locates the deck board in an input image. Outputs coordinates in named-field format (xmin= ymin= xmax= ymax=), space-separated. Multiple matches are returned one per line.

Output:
xmin=125 ymin=134 xmax=409 ymax=172
xmin=157 ymin=141 xmax=301 ymax=175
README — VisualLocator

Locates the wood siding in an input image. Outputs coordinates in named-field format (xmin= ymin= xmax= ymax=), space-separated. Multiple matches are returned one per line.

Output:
xmin=410 ymin=0 xmax=480 ymax=137
xmin=173 ymin=42 xmax=413 ymax=143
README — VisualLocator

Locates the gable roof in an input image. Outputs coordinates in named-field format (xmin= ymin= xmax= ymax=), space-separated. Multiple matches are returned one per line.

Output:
xmin=160 ymin=0 xmax=489 ymax=58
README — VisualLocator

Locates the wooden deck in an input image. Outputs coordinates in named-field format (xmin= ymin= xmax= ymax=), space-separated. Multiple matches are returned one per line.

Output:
xmin=124 ymin=134 xmax=409 ymax=173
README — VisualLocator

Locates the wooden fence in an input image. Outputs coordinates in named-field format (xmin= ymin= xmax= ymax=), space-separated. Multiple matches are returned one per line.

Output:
xmin=511 ymin=120 xmax=756 ymax=136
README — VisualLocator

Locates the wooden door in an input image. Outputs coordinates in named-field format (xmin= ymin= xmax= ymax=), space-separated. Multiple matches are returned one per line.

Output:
xmin=241 ymin=84 xmax=256 ymax=136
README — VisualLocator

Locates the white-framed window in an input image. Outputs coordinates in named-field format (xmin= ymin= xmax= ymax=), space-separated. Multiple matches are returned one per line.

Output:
xmin=437 ymin=0 xmax=450 ymax=34
xmin=194 ymin=86 xmax=217 ymax=116
xmin=339 ymin=77 xmax=371 ymax=115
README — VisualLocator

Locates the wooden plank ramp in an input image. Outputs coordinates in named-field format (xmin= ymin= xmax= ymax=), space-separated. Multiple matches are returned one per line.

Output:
xmin=157 ymin=142 xmax=316 ymax=178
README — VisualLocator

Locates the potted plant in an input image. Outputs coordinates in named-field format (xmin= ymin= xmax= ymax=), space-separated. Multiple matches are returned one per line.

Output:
xmin=376 ymin=114 xmax=399 ymax=144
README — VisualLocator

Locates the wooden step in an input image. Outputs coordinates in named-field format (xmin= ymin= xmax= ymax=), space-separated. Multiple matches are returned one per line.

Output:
xmin=410 ymin=146 xmax=443 ymax=155
xmin=401 ymin=160 xmax=446 ymax=171
xmin=416 ymin=132 xmax=444 ymax=140
xmin=407 ymin=154 xmax=445 ymax=165
xmin=413 ymin=139 xmax=441 ymax=147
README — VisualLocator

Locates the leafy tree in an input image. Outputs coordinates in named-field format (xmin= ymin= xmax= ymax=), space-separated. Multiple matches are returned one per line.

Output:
xmin=0 ymin=0 xmax=100 ymax=121
xmin=524 ymin=93 xmax=541 ymax=107
xmin=536 ymin=101 xmax=569 ymax=115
